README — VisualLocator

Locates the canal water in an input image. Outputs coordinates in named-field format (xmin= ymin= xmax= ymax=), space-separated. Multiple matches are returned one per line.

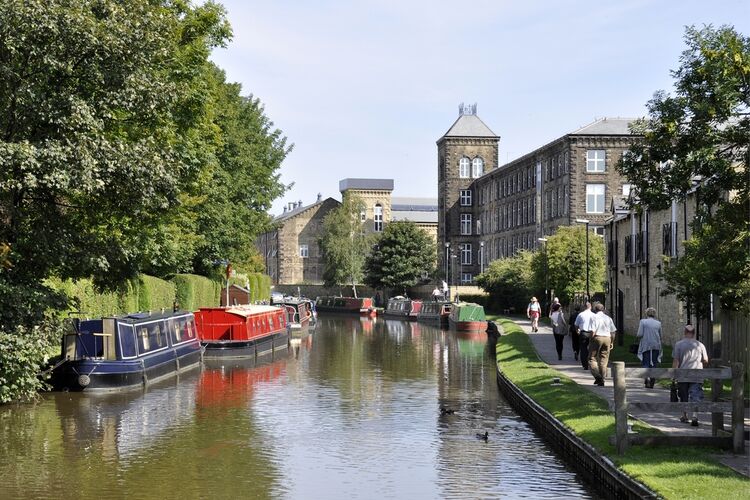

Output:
xmin=0 ymin=316 xmax=595 ymax=499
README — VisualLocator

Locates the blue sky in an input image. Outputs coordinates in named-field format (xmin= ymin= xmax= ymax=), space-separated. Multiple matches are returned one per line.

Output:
xmin=209 ymin=1 xmax=750 ymax=214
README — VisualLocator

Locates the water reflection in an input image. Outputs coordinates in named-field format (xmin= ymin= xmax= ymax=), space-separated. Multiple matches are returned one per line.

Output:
xmin=0 ymin=317 xmax=594 ymax=499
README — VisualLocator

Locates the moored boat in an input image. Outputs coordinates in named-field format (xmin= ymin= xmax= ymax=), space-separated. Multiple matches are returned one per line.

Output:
xmin=315 ymin=296 xmax=376 ymax=317
xmin=271 ymin=295 xmax=316 ymax=330
xmin=382 ymin=296 xmax=422 ymax=321
xmin=50 ymin=310 xmax=203 ymax=392
xmin=194 ymin=305 xmax=289 ymax=358
xmin=448 ymin=302 xmax=487 ymax=333
xmin=417 ymin=301 xmax=452 ymax=326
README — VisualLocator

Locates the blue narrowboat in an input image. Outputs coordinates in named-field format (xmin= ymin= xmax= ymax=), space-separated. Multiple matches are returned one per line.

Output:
xmin=51 ymin=311 xmax=203 ymax=392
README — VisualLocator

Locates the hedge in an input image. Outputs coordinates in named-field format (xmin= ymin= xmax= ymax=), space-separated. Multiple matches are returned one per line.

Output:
xmin=172 ymin=274 xmax=221 ymax=311
xmin=137 ymin=275 xmax=176 ymax=312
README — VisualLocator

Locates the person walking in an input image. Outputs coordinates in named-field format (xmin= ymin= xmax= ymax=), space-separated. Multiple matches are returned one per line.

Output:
xmin=588 ymin=302 xmax=616 ymax=386
xmin=548 ymin=297 xmax=560 ymax=316
xmin=636 ymin=307 xmax=662 ymax=388
xmin=549 ymin=303 xmax=567 ymax=360
xmin=673 ymin=325 xmax=708 ymax=426
xmin=574 ymin=302 xmax=595 ymax=370
xmin=568 ymin=304 xmax=581 ymax=361
xmin=441 ymin=280 xmax=449 ymax=301
xmin=432 ymin=286 xmax=443 ymax=302
xmin=527 ymin=297 xmax=541 ymax=332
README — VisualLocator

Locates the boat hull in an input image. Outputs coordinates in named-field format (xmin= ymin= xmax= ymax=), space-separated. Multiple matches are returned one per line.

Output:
xmin=202 ymin=330 xmax=289 ymax=359
xmin=449 ymin=318 xmax=488 ymax=333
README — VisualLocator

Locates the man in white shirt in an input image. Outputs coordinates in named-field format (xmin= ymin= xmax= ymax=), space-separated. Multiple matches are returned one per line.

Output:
xmin=589 ymin=302 xmax=617 ymax=386
xmin=673 ymin=325 xmax=708 ymax=426
xmin=574 ymin=302 xmax=596 ymax=370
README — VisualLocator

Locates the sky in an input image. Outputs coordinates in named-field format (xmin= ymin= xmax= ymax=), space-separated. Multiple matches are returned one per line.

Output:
xmin=209 ymin=0 xmax=750 ymax=215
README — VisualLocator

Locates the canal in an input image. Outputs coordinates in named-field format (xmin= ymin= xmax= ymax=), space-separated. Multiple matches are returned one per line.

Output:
xmin=0 ymin=316 xmax=595 ymax=499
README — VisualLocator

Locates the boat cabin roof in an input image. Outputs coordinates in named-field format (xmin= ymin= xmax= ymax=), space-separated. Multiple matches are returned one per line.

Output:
xmin=103 ymin=310 xmax=193 ymax=325
xmin=200 ymin=305 xmax=282 ymax=318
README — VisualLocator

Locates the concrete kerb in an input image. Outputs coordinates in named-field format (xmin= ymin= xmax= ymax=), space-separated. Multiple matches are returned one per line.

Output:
xmin=513 ymin=317 xmax=750 ymax=478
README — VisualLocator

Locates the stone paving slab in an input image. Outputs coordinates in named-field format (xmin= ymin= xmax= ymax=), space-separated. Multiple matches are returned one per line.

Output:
xmin=510 ymin=317 xmax=749 ymax=477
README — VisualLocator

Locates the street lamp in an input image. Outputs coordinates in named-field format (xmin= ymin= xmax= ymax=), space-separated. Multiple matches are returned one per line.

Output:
xmin=479 ymin=241 xmax=485 ymax=274
xmin=575 ymin=218 xmax=591 ymax=301
xmin=450 ymin=252 xmax=457 ymax=302
xmin=444 ymin=242 xmax=450 ymax=300
xmin=538 ymin=237 xmax=548 ymax=312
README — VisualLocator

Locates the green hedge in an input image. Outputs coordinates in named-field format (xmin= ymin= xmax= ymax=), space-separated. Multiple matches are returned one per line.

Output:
xmin=172 ymin=274 xmax=221 ymax=311
xmin=137 ymin=275 xmax=176 ymax=312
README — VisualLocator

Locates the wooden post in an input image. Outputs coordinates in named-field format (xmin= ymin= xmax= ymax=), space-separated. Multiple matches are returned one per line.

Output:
xmin=613 ymin=361 xmax=629 ymax=454
xmin=731 ymin=363 xmax=744 ymax=454
xmin=710 ymin=359 xmax=724 ymax=436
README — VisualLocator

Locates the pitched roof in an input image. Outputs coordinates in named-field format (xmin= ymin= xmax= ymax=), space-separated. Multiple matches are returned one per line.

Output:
xmin=440 ymin=114 xmax=498 ymax=139
xmin=391 ymin=210 xmax=438 ymax=224
xmin=274 ymin=197 xmax=338 ymax=222
xmin=570 ymin=117 xmax=635 ymax=136
xmin=391 ymin=196 xmax=438 ymax=212
xmin=339 ymin=178 xmax=394 ymax=192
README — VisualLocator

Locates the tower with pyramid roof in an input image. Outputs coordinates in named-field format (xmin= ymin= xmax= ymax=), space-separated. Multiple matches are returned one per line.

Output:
xmin=437 ymin=103 xmax=499 ymax=287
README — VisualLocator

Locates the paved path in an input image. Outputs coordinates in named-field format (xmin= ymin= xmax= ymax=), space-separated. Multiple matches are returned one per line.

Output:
xmin=511 ymin=317 xmax=749 ymax=477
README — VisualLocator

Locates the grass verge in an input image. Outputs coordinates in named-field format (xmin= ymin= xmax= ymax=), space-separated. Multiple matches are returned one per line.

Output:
xmin=492 ymin=316 xmax=748 ymax=499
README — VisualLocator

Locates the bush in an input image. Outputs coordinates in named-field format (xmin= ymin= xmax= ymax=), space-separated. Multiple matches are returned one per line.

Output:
xmin=0 ymin=320 xmax=61 ymax=403
xmin=476 ymin=251 xmax=535 ymax=312
xmin=172 ymin=274 xmax=221 ymax=310
xmin=136 ymin=275 xmax=176 ymax=312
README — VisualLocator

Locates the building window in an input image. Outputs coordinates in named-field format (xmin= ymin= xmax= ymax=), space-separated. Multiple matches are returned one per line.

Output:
xmin=460 ymin=189 xmax=471 ymax=206
xmin=622 ymin=184 xmax=632 ymax=197
xmin=586 ymin=150 xmax=606 ymax=172
xmin=374 ymin=204 xmax=383 ymax=232
xmin=461 ymin=272 xmax=473 ymax=284
xmin=360 ymin=209 xmax=366 ymax=222
xmin=472 ymin=157 xmax=484 ymax=178
xmin=459 ymin=157 xmax=470 ymax=178
xmin=586 ymin=184 xmax=605 ymax=213
xmin=460 ymin=213 xmax=472 ymax=235
xmin=299 ymin=244 xmax=309 ymax=258
xmin=461 ymin=244 xmax=472 ymax=265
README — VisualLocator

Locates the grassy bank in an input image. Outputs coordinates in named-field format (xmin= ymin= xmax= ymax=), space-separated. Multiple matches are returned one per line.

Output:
xmin=492 ymin=316 xmax=748 ymax=499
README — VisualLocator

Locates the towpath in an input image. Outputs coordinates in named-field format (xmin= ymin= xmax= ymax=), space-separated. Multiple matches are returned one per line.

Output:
xmin=510 ymin=317 xmax=749 ymax=478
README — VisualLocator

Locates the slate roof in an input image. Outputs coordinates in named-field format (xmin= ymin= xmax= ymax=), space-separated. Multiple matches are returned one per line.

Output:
xmin=570 ymin=118 xmax=635 ymax=136
xmin=339 ymin=178 xmax=394 ymax=192
xmin=391 ymin=196 xmax=438 ymax=212
xmin=440 ymin=114 xmax=498 ymax=139
xmin=274 ymin=197 xmax=338 ymax=222
xmin=391 ymin=210 xmax=438 ymax=224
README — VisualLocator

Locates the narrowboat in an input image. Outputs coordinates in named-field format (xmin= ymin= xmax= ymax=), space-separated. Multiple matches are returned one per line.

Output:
xmin=417 ymin=301 xmax=452 ymax=326
xmin=272 ymin=295 xmax=317 ymax=330
xmin=194 ymin=305 xmax=289 ymax=358
xmin=382 ymin=296 xmax=422 ymax=320
xmin=315 ymin=296 xmax=376 ymax=317
xmin=50 ymin=310 xmax=203 ymax=392
xmin=448 ymin=302 xmax=487 ymax=333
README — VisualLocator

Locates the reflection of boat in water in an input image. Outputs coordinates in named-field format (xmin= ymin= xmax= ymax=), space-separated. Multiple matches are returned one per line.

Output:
xmin=316 ymin=296 xmax=376 ymax=317
xmin=448 ymin=302 xmax=487 ymax=333
xmin=51 ymin=311 xmax=203 ymax=392
xmin=382 ymin=296 xmax=422 ymax=321
xmin=382 ymin=319 xmax=421 ymax=340
xmin=198 ymin=352 xmax=288 ymax=410
xmin=417 ymin=301 xmax=452 ymax=326
xmin=195 ymin=305 xmax=289 ymax=358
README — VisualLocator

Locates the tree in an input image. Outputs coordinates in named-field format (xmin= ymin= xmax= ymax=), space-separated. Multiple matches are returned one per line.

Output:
xmin=0 ymin=0 xmax=231 ymax=328
xmin=530 ymin=226 xmax=606 ymax=305
xmin=364 ymin=221 xmax=435 ymax=294
xmin=618 ymin=25 xmax=749 ymax=314
xmin=319 ymin=195 xmax=371 ymax=297
xmin=475 ymin=250 xmax=534 ymax=312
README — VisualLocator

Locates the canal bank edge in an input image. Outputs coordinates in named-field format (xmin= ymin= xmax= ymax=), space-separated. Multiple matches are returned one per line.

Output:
xmin=495 ymin=361 xmax=657 ymax=499
xmin=492 ymin=317 xmax=749 ymax=499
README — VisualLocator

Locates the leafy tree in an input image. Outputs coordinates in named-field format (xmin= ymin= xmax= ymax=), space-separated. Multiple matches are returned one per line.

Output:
xmin=531 ymin=226 xmax=606 ymax=305
xmin=0 ymin=0 xmax=231 ymax=328
xmin=618 ymin=25 xmax=749 ymax=313
xmin=319 ymin=195 xmax=370 ymax=297
xmin=476 ymin=250 xmax=534 ymax=312
xmin=364 ymin=221 xmax=435 ymax=294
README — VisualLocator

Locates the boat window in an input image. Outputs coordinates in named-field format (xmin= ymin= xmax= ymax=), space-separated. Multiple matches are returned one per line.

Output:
xmin=151 ymin=322 xmax=165 ymax=348
xmin=140 ymin=327 xmax=150 ymax=351
xmin=173 ymin=322 xmax=182 ymax=343
xmin=118 ymin=324 xmax=137 ymax=358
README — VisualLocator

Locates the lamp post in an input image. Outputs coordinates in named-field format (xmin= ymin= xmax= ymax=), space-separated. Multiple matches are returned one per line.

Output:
xmin=444 ymin=242 xmax=450 ymax=300
xmin=450 ymin=252 xmax=457 ymax=302
xmin=575 ymin=218 xmax=591 ymax=301
xmin=479 ymin=241 xmax=485 ymax=274
xmin=538 ymin=237 xmax=548 ymax=312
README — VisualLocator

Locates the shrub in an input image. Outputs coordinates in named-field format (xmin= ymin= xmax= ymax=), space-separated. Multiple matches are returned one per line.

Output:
xmin=172 ymin=274 xmax=221 ymax=310
xmin=476 ymin=251 xmax=535 ymax=312
xmin=136 ymin=275 xmax=176 ymax=312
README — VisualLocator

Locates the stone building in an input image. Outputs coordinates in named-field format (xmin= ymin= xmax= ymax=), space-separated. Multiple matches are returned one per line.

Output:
xmin=438 ymin=105 xmax=636 ymax=287
xmin=339 ymin=178 xmax=394 ymax=234
xmin=257 ymin=195 xmax=340 ymax=285
xmin=390 ymin=196 xmax=438 ymax=243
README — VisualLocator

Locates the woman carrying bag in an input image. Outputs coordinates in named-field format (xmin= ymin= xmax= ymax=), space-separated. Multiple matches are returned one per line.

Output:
xmin=550 ymin=303 xmax=568 ymax=361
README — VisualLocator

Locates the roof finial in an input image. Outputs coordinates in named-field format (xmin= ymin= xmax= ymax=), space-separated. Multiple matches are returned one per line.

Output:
xmin=458 ymin=102 xmax=477 ymax=116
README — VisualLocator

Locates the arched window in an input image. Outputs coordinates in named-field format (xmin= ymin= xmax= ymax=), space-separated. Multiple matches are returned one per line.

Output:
xmin=459 ymin=157 xmax=470 ymax=178
xmin=472 ymin=157 xmax=484 ymax=178
xmin=374 ymin=204 xmax=383 ymax=232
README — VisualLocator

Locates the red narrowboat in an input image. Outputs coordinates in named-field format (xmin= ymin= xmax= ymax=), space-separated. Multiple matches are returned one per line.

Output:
xmin=194 ymin=305 xmax=289 ymax=358
xmin=315 ymin=296 xmax=376 ymax=317
xmin=383 ymin=296 xmax=423 ymax=321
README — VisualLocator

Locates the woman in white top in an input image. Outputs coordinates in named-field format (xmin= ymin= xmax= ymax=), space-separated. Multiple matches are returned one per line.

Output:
xmin=527 ymin=297 xmax=541 ymax=332
xmin=549 ymin=302 xmax=568 ymax=360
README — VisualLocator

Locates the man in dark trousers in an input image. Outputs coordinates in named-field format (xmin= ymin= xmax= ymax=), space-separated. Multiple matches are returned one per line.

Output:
xmin=574 ymin=302 xmax=595 ymax=370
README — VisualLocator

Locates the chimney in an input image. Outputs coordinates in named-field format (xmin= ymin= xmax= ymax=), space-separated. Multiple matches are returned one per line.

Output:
xmin=317 ymin=193 xmax=322 ymax=202
xmin=283 ymin=206 xmax=287 ymax=213
xmin=288 ymin=202 xmax=293 ymax=211
xmin=298 ymin=199 xmax=303 ymax=207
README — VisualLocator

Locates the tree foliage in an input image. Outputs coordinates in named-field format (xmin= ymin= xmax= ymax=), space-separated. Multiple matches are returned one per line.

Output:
xmin=319 ymin=195 xmax=371 ymax=296
xmin=475 ymin=250 xmax=534 ymax=312
xmin=364 ymin=221 xmax=435 ymax=293
xmin=618 ymin=25 xmax=750 ymax=313
xmin=531 ymin=226 xmax=606 ymax=305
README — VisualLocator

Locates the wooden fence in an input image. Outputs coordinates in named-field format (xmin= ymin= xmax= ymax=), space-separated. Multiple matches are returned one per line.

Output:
xmin=611 ymin=361 xmax=745 ymax=454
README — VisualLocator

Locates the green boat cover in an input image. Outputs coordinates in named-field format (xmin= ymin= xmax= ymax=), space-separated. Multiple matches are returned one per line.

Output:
xmin=454 ymin=303 xmax=486 ymax=321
